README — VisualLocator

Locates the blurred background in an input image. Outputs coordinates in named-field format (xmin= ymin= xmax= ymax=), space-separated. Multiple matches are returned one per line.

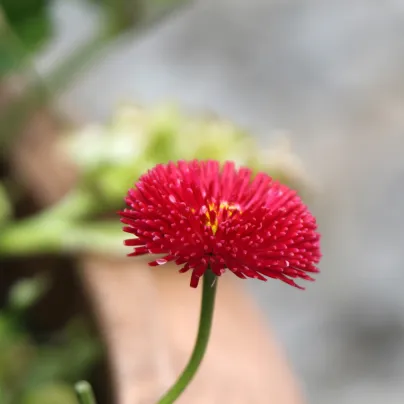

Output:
xmin=1 ymin=0 xmax=404 ymax=403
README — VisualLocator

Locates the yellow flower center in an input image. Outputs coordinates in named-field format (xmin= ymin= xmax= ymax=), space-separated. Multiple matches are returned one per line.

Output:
xmin=204 ymin=201 xmax=241 ymax=234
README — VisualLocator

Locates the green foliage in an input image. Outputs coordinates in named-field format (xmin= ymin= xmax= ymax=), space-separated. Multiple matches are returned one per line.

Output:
xmin=0 ymin=183 xmax=11 ymax=227
xmin=8 ymin=276 xmax=49 ymax=312
xmin=0 ymin=0 xmax=51 ymax=68
xmin=64 ymin=104 xmax=308 ymax=209
xmin=0 ymin=277 xmax=100 ymax=404
xmin=0 ymin=104 xmax=311 ymax=257
xmin=0 ymin=0 xmax=48 ymax=24
xmin=20 ymin=383 xmax=78 ymax=404
xmin=63 ymin=104 xmax=257 ymax=208
xmin=0 ymin=11 xmax=25 ymax=76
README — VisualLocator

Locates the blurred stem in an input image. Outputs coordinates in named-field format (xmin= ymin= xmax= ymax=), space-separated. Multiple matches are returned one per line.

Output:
xmin=75 ymin=381 xmax=97 ymax=404
xmin=0 ymin=214 xmax=73 ymax=255
xmin=157 ymin=269 xmax=217 ymax=404
xmin=0 ymin=32 xmax=106 ymax=156
xmin=0 ymin=0 xmax=191 ymax=157
xmin=103 ymin=0 xmax=143 ymax=35
xmin=0 ymin=188 xmax=121 ymax=256
xmin=38 ymin=189 xmax=98 ymax=221
xmin=0 ymin=216 xmax=122 ymax=256
xmin=0 ymin=8 xmax=35 ymax=76
xmin=0 ymin=182 xmax=12 ymax=226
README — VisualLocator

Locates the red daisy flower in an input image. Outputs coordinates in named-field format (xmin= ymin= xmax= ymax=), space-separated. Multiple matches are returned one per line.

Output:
xmin=119 ymin=160 xmax=321 ymax=288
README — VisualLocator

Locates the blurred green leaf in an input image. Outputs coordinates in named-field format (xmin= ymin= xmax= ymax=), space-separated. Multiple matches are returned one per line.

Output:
xmin=24 ymin=318 xmax=100 ymax=389
xmin=8 ymin=275 xmax=50 ymax=312
xmin=64 ymin=104 xmax=265 ymax=209
xmin=0 ymin=10 xmax=26 ymax=75
xmin=0 ymin=0 xmax=51 ymax=68
xmin=0 ymin=0 xmax=48 ymax=24
xmin=0 ymin=329 xmax=36 ymax=397
xmin=64 ymin=221 xmax=124 ymax=255
xmin=0 ymin=277 xmax=100 ymax=404
xmin=0 ymin=182 xmax=12 ymax=227
xmin=20 ymin=382 xmax=78 ymax=404
xmin=10 ymin=12 xmax=52 ymax=53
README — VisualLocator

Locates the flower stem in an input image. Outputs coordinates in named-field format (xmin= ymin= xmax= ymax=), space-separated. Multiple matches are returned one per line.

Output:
xmin=157 ymin=269 xmax=218 ymax=404
xmin=75 ymin=381 xmax=97 ymax=404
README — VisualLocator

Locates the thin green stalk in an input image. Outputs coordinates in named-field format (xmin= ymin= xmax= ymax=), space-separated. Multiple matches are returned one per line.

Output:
xmin=157 ymin=269 xmax=217 ymax=404
xmin=75 ymin=381 xmax=97 ymax=404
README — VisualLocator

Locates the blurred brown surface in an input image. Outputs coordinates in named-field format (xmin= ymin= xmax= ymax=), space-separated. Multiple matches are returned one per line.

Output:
xmin=8 ymin=104 xmax=303 ymax=403
xmin=82 ymin=255 xmax=303 ymax=404
xmin=1 ymin=76 xmax=77 ymax=205
xmin=9 ymin=110 xmax=77 ymax=205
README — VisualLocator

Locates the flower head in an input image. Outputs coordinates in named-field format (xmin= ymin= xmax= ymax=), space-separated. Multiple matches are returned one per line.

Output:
xmin=120 ymin=160 xmax=321 ymax=288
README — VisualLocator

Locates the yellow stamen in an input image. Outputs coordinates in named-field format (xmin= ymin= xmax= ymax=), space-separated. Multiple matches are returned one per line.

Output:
xmin=204 ymin=201 xmax=241 ymax=234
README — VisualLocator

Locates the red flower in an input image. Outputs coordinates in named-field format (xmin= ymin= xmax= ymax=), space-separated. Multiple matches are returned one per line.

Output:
xmin=120 ymin=160 xmax=321 ymax=288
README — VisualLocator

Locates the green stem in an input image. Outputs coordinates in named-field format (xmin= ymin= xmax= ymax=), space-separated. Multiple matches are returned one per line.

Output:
xmin=75 ymin=381 xmax=97 ymax=404
xmin=157 ymin=269 xmax=217 ymax=404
